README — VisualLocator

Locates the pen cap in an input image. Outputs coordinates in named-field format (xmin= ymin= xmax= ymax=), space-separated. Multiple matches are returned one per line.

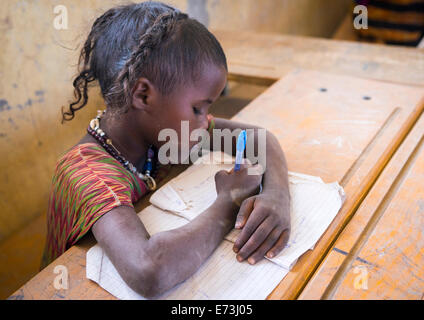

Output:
xmin=234 ymin=130 xmax=246 ymax=171
xmin=236 ymin=130 xmax=247 ymax=152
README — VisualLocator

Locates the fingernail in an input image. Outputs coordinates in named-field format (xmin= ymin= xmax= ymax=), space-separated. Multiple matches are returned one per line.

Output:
xmin=236 ymin=255 xmax=243 ymax=262
xmin=233 ymin=246 xmax=239 ymax=253
xmin=248 ymin=257 xmax=255 ymax=265
xmin=267 ymin=252 xmax=274 ymax=258
xmin=235 ymin=222 xmax=241 ymax=228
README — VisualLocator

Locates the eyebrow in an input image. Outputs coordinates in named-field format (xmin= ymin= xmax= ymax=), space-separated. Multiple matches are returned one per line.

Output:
xmin=195 ymin=99 xmax=213 ymax=104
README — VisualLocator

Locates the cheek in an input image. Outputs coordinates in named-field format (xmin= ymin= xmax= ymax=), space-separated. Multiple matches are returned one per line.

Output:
xmin=169 ymin=105 xmax=206 ymax=132
xmin=156 ymin=100 xmax=207 ymax=147
xmin=174 ymin=120 xmax=207 ymax=151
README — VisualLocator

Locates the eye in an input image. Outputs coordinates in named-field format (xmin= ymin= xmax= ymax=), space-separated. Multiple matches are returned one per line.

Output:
xmin=192 ymin=106 xmax=202 ymax=115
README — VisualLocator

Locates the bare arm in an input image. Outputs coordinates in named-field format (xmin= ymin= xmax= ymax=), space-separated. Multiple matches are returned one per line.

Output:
xmin=91 ymin=166 xmax=261 ymax=298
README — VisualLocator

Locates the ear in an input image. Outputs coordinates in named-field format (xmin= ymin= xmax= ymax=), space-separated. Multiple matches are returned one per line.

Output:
xmin=131 ymin=77 xmax=157 ymax=112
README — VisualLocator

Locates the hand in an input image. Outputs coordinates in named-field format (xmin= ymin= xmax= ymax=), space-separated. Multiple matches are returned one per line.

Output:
xmin=233 ymin=191 xmax=290 ymax=264
xmin=214 ymin=164 xmax=263 ymax=207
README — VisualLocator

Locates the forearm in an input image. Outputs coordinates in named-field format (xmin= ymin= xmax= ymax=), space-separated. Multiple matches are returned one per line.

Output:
xmin=262 ymin=131 xmax=290 ymax=198
xmin=144 ymin=194 xmax=238 ymax=297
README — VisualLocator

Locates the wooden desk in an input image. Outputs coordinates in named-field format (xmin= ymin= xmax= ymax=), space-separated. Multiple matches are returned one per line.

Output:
xmin=299 ymin=111 xmax=424 ymax=300
xmin=213 ymin=30 xmax=424 ymax=87
xmin=10 ymin=68 xmax=424 ymax=300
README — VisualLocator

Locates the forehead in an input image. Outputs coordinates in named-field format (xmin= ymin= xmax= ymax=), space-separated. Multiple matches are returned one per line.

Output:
xmin=178 ymin=63 xmax=227 ymax=101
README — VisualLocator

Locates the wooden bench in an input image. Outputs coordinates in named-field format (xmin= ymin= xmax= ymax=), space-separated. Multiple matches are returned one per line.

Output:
xmin=299 ymin=108 xmax=424 ymax=300
xmin=213 ymin=29 xmax=424 ymax=87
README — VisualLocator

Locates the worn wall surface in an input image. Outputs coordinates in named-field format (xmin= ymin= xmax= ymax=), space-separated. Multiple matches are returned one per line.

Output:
xmin=196 ymin=0 xmax=351 ymax=37
xmin=0 ymin=0 xmax=349 ymax=242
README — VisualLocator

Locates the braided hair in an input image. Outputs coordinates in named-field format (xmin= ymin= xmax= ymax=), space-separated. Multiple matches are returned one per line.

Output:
xmin=62 ymin=1 xmax=227 ymax=122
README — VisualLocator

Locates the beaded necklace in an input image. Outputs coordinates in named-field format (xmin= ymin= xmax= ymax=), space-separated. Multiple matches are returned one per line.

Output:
xmin=87 ymin=110 xmax=158 ymax=191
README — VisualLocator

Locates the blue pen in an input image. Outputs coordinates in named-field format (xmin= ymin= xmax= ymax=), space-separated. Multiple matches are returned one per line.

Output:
xmin=234 ymin=130 xmax=246 ymax=171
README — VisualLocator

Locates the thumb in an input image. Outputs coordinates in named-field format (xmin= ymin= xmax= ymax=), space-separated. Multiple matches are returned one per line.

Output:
xmin=229 ymin=158 xmax=251 ymax=174
xmin=235 ymin=197 xmax=255 ymax=229
xmin=247 ymin=163 xmax=265 ymax=176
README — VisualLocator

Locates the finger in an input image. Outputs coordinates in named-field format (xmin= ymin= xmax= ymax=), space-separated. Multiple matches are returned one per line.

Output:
xmin=233 ymin=204 xmax=266 ymax=254
xmin=215 ymin=169 xmax=229 ymax=177
xmin=246 ymin=163 xmax=265 ymax=177
xmin=231 ymin=159 xmax=251 ymax=174
xmin=246 ymin=226 xmax=283 ymax=264
xmin=266 ymin=228 xmax=290 ymax=259
xmin=235 ymin=217 xmax=273 ymax=262
xmin=234 ymin=197 xmax=255 ymax=229
xmin=241 ymin=157 xmax=251 ymax=166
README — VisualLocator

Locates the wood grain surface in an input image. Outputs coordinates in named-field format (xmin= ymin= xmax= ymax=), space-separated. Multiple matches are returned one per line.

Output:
xmin=299 ymin=111 xmax=424 ymax=300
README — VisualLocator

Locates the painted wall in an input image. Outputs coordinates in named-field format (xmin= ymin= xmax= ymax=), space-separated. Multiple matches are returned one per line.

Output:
xmin=189 ymin=0 xmax=351 ymax=37
xmin=0 ymin=0 xmax=349 ymax=242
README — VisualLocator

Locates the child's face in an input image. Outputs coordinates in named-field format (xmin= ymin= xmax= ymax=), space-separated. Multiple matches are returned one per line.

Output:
xmin=148 ymin=63 xmax=227 ymax=152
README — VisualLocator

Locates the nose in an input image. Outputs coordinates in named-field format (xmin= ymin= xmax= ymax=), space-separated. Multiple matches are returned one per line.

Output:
xmin=201 ymin=115 xmax=209 ymax=131
xmin=205 ymin=114 xmax=213 ymax=131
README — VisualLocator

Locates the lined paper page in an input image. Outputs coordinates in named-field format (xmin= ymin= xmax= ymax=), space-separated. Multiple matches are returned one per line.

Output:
xmin=86 ymin=205 xmax=288 ymax=300
xmin=270 ymin=181 xmax=344 ymax=269
xmin=162 ymin=240 xmax=288 ymax=300
xmin=150 ymin=152 xmax=345 ymax=269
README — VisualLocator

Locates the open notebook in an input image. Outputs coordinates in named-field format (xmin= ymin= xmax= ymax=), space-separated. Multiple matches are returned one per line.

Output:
xmin=86 ymin=152 xmax=345 ymax=299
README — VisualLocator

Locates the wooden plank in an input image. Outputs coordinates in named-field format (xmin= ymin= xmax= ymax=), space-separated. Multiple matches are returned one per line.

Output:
xmin=7 ymin=235 xmax=115 ymax=300
xmin=213 ymin=30 xmax=424 ymax=87
xmin=10 ymin=70 xmax=424 ymax=299
xmin=331 ymin=136 xmax=424 ymax=299
xmin=299 ymin=109 xmax=424 ymax=300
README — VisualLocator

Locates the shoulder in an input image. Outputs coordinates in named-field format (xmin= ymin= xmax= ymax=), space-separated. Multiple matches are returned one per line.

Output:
xmin=55 ymin=142 xmax=105 ymax=167
xmin=57 ymin=142 xmax=120 ymax=170
xmin=50 ymin=143 xmax=142 ymax=207
xmin=53 ymin=142 xmax=133 ymax=188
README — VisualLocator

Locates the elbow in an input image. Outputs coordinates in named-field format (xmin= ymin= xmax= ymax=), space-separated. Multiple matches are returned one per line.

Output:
xmin=134 ymin=265 xmax=165 ymax=299
xmin=124 ymin=261 xmax=165 ymax=299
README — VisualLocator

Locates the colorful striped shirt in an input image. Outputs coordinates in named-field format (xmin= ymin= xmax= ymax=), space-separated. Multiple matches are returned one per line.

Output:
xmin=41 ymin=142 xmax=169 ymax=268
xmin=42 ymin=115 xmax=215 ymax=269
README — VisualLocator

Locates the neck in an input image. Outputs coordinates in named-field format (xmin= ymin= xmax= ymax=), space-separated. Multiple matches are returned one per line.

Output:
xmin=100 ymin=110 xmax=148 ymax=168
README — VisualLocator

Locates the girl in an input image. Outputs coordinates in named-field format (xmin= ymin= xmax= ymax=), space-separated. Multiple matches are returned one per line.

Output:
xmin=43 ymin=1 xmax=290 ymax=298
